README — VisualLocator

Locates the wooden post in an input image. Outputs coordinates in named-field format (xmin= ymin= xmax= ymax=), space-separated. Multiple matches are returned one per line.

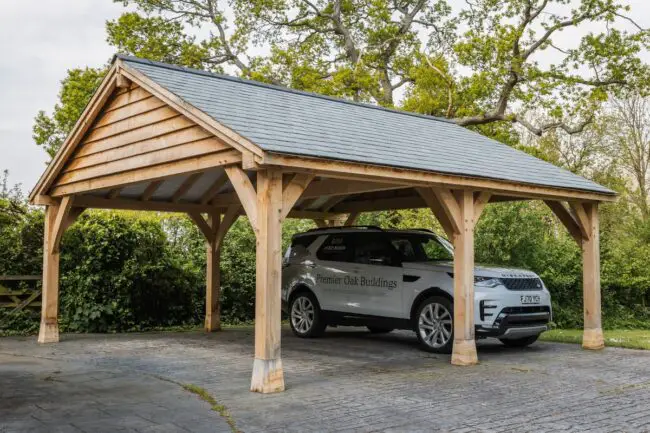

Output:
xmin=250 ymin=168 xmax=285 ymax=393
xmin=38 ymin=204 xmax=61 ymax=343
xmin=417 ymin=188 xmax=491 ymax=365
xmin=451 ymin=190 xmax=478 ymax=366
xmin=546 ymin=200 xmax=604 ymax=350
xmin=205 ymin=212 xmax=222 ymax=332
xmin=580 ymin=202 xmax=604 ymax=349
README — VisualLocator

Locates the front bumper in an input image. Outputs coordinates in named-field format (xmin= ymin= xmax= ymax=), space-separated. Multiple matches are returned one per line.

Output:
xmin=475 ymin=305 xmax=551 ymax=339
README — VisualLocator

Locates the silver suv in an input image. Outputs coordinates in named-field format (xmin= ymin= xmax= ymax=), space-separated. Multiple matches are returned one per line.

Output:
xmin=281 ymin=226 xmax=552 ymax=353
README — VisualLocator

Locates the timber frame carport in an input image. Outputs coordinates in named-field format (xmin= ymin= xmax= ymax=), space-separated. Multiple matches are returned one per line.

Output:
xmin=30 ymin=55 xmax=616 ymax=393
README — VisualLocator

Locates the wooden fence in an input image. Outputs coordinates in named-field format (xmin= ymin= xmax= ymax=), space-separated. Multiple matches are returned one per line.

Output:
xmin=0 ymin=275 xmax=42 ymax=312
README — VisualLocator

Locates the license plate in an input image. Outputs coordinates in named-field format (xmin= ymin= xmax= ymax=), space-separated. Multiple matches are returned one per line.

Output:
xmin=521 ymin=295 xmax=540 ymax=304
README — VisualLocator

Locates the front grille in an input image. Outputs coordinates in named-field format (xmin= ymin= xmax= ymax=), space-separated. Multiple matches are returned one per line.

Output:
xmin=496 ymin=306 xmax=551 ymax=327
xmin=501 ymin=277 xmax=543 ymax=291
xmin=501 ymin=306 xmax=551 ymax=314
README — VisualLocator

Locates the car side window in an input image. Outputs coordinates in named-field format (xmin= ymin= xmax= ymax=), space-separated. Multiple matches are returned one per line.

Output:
xmin=353 ymin=233 xmax=398 ymax=266
xmin=316 ymin=234 xmax=354 ymax=262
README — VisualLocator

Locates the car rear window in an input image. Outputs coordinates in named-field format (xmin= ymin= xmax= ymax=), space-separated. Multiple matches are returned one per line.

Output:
xmin=317 ymin=234 xmax=354 ymax=262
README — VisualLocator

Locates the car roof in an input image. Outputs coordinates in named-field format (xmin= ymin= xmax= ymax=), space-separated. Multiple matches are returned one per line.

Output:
xmin=293 ymin=226 xmax=443 ymax=238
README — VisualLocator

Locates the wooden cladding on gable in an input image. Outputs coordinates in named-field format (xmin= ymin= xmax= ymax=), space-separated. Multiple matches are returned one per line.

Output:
xmin=51 ymin=84 xmax=240 ymax=196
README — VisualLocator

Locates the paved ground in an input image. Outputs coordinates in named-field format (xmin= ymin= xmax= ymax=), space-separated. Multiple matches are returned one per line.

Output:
xmin=2 ymin=327 xmax=650 ymax=433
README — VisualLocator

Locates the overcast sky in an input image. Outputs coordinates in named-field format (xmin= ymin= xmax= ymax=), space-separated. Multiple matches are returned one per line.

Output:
xmin=0 ymin=0 xmax=648 ymax=193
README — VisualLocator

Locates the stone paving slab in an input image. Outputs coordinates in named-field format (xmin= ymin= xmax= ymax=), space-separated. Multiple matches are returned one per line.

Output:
xmin=0 ymin=353 xmax=232 ymax=433
xmin=2 ymin=327 xmax=650 ymax=432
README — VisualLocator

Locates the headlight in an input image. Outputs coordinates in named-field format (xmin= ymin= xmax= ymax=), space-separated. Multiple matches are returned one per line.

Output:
xmin=474 ymin=276 xmax=503 ymax=288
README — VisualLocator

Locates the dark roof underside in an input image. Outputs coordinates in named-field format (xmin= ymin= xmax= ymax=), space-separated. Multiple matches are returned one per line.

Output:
xmin=119 ymin=55 xmax=614 ymax=196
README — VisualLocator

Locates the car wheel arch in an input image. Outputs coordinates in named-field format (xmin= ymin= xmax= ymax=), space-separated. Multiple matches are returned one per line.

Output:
xmin=410 ymin=287 xmax=453 ymax=323
xmin=289 ymin=284 xmax=318 ymax=304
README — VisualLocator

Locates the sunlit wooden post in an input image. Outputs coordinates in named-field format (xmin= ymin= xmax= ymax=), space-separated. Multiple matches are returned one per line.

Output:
xmin=451 ymin=190 xmax=478 ymax=365
xmin=38 ymin=204 xmax=61 ymax=344
xmin=250 ymin=168 xmax=285 ymax=393
xmin=580 ymin=203 xmax=604 ymax=349
xmin=546 ymin=200 xmax=604 ymax=350
xmin=205 ymin=212 xmax=222 ymax=331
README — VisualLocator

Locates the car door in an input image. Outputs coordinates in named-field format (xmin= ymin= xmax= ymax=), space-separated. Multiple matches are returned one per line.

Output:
xmin=349 ymin=233 xmax=403 ymax=318
xmin=313 ymin=233 xmax=358 ymax=313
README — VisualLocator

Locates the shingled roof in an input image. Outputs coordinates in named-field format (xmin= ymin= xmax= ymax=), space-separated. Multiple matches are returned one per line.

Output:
xmin=115 ymin=55 xmax=613 ymax=197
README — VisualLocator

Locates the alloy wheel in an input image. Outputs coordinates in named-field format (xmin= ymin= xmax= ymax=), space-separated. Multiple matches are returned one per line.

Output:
xmin=418 ymin=302 xmax=452 ymax=349
xmin=291 ymin=296 xmax=315 ymax=334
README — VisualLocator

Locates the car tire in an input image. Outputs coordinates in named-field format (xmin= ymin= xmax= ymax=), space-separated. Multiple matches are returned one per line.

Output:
xmin=289 ymin=291 xmax=326 ymax=338
xmin=367 ymin=326 xmax=394 ymax=334
xmin=414 ymin=296 xmax=454 ymax=354
xmin=499 ymin=335 xmax=539 ymax=348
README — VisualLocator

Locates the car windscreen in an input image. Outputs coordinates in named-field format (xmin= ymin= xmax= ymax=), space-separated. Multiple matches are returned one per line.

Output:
xmin=389 ymin=234 xmax=454 ymax=262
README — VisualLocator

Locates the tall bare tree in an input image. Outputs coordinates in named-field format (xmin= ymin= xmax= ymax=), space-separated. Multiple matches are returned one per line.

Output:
xmin=608 ymin=95 xmax=650 ymax=218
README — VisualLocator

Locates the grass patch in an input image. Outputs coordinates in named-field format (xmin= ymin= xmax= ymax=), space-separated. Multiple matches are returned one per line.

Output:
xmin=180 ymin=383 xmax=240 ymax=433
xmin=541 ymin=329 xmax=650 ymax=350
xmin=152 ymin=375 xmax=240 ymax=433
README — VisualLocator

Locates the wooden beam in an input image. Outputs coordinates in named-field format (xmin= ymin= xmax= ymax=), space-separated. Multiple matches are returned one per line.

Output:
xmin=433 ymin=188 xmax=461 ymax=234
xmin=259 ymin=153 xmax=617 ymax=203
xmin=172 ymin=172 xmax=203 ymax=203
xmin=581 ymin=202 xmax=604 ymax=350
xmin=302 ymin=179 xmax=407 ymax=199
xmin=473 ymin=191 xmax=492 ymax=220
xmin=116 ymin=71 xmax=130 ymax=89
xmin=569 ymin=202 xmax=591 ymax=241
xmin=225 ymin=165 xmax=258 ymax=233
xmin=415 ymin=188 xmax=455 ymax=240
xmin=320 ymin=195 xmax=347 ymax=212
xmin=281 ymin=173 xmax=314 ymax=220
xmin=545 ymin=200 xmax=583 ymax=244
xmin=344 ymin=212 xmax=359 ymax=226
xmin=50 ymin=150 xmax=241 ymax=196
xmin=50 ymin=196 xmax=73 ymax=254
xmin=107 ymin=188 xmax=122 ymax=199
xmin=251 ymin=168 xmax=285 ymax=393
xmin=451 ymin=190 xmax=478 ymax=366
xmin=332 ymin=195 xmax=426 ymax=213
xmin=188 ymin=212 xmax=214 ymax=243
xmin=74 ymin=195 xmax=220 ymax=214
xmin=140 ymin=180 xmax=163 ymax=201
xmin=57 ymin=137 xmax=228 ymax=186
xmin=242 ymin=151 xmax=260 ymax=170
xmin=38 ymin=205 xmax=60 ymax=344
xmin=312 ymin=219 xmax=330 ymax=228
xmin=201 ymin=173 xmax=228 ymax=204
xmin=72 ymin=194 xmax=345 ymax=221
xmin=215 ymin=205 xmax=240 ymax=251
xmin=61 ymin=207 xmax=85 ymax=233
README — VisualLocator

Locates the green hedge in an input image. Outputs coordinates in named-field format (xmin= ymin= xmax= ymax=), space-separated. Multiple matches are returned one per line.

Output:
xmin=1 ymin=200 xmax=649 ymax=334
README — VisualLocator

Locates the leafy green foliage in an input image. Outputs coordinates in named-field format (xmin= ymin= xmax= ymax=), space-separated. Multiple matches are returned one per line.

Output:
xmin=106 ymin=12 xmax=210 ymax=69
xmin=33 ymin=68 xmax=106 ymax=157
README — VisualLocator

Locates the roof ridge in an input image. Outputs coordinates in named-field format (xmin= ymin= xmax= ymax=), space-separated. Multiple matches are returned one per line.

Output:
xmin=114 ymin=53 xmax=454 ymax=125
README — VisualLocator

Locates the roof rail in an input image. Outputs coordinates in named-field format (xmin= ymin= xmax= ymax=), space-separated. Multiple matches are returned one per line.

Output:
xmin=303 ymin=225 xmax=384 ymax=233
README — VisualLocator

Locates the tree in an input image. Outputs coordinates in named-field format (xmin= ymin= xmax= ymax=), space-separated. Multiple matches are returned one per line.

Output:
xmin=111 ymin=0 xmax=648 ymax=138
xmin=106 ymin=12 xmax=210 ymax=69
xmin=33 ymin=67 xmax=106 ymax=158
xmin=607 ymin=94 xmax=650 ymax=218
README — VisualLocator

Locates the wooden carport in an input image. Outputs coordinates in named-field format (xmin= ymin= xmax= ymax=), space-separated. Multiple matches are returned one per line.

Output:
xmin=30 ymin=55 xmax=616 ymax=393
